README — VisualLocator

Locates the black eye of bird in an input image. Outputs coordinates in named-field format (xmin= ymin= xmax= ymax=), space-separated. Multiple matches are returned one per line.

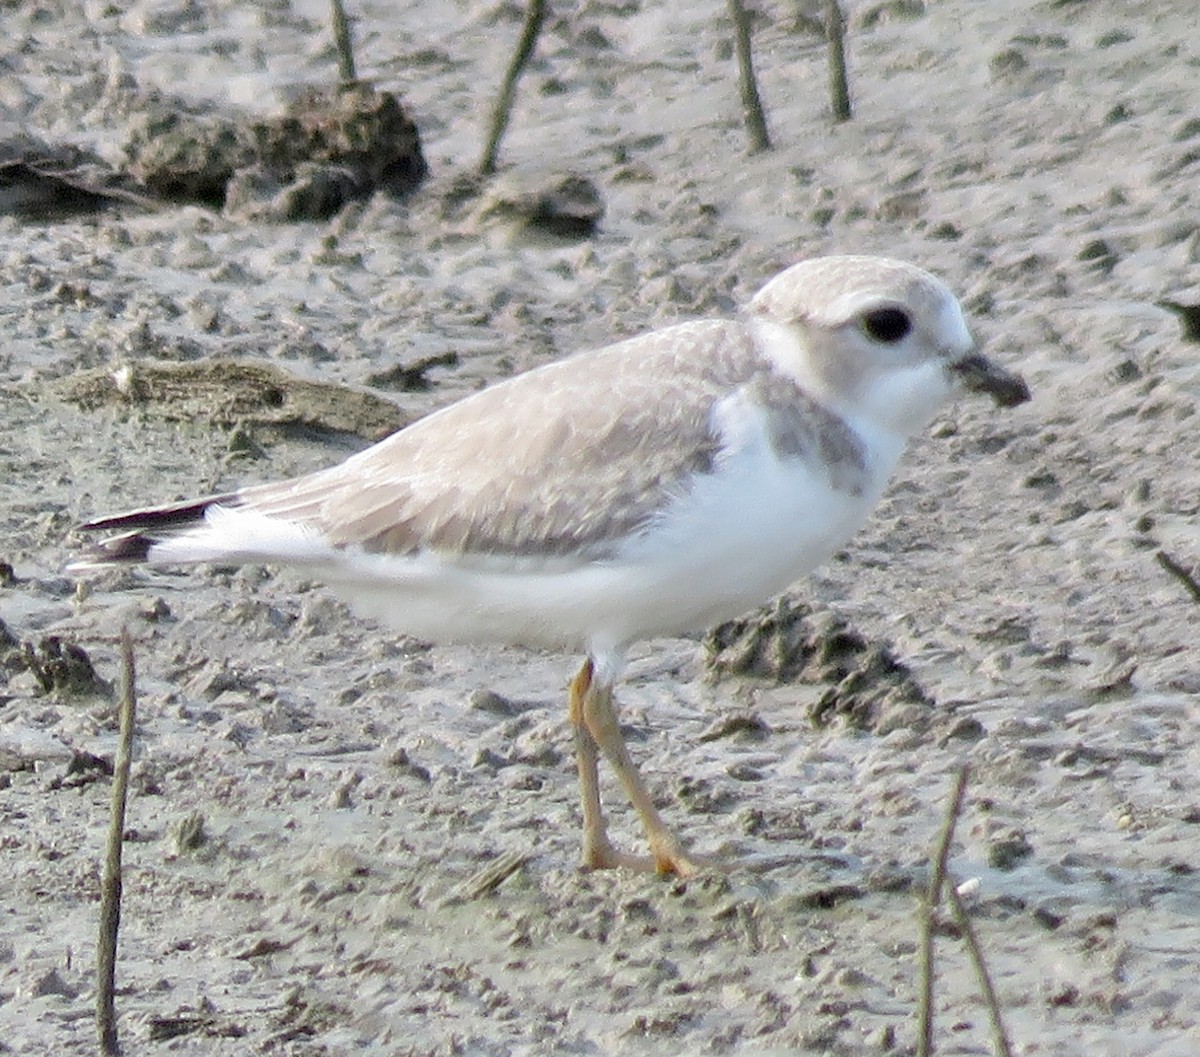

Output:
xmin=861 ymin=307 xmax=912 ymax=343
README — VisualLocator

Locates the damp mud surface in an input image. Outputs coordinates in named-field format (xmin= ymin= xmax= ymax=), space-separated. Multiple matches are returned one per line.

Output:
xmin=3 ymin=2 xmax=1200 ymax=1054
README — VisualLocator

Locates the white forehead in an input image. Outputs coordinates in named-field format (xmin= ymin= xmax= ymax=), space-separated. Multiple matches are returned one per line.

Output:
xmin=749 ymin=255 xmax=971 ymax=348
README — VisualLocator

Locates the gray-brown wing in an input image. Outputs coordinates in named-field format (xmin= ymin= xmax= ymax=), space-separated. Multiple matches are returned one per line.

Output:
xmin=237 ymin=320 xmax=763 ymax=561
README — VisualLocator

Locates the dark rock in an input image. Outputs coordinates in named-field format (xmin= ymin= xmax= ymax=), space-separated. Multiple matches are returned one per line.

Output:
xmin=705 ymin=597 xmax=934 ymax=733
xmin=124 ymin=84 xmax=427 ymax=220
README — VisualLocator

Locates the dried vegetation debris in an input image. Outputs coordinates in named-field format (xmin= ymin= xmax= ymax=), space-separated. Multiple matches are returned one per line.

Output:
xmin=55 ymin=357 xmax=414 ymax=444
xmin=0 ymin=134 xmax=155 ymax=218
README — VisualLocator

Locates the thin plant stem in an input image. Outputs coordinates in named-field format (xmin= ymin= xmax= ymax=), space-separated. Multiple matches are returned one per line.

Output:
xmin=946 ymin=876 xmax=1015 ymax=1057
xmin=917 ymin=765 xmax=970 ymax=1057
xmin=330 ymin=0 xmax=358 ymax=85
xmin=826 ymin=0 xmax=852 ymax=121
xmin=728 ymin=0 xmax=771 ymax=152
xmin=479 ymin=0 xmax=547 ymax=176
xmin=97 ymin=628 xmax=137 ymax=1056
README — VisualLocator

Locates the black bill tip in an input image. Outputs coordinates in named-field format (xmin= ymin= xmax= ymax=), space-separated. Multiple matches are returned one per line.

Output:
xmin=950 ymin=354 xmax=1031 ymax=409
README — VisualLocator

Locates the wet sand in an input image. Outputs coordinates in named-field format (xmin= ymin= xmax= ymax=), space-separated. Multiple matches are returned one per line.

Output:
xmin=3 ymin=2 xmax=1200 ymax=1054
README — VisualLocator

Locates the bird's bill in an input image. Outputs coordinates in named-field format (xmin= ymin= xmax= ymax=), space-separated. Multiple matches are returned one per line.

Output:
xmin=949 ymin=353 xmax=1031 ymax=408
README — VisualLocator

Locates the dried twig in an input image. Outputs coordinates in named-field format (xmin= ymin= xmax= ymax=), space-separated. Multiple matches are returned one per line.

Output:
xmin=1156 ymin=549 xmax=1200 ymax=605
xmin=825 ymin=0 xmax=852 ymax=121
xmin=946 ymin=877 xmax=1014 ymax=1057
xmin=727 ymin=0 xmax=771 ymax=152
xmin=97 ymin=629 xmax=137 ymax=1055
xmin=479 ymin=0 xmax=547 ymax=176
xmin=438 ymin=849 xmax=531 ymax=908
xmin=330 ymin=0 xmax=358 ymax=85
xmin=917 ymin=765 xmax=970 ymax=1057
xmin=918 ymin=766 xmax=1013 ymax=1057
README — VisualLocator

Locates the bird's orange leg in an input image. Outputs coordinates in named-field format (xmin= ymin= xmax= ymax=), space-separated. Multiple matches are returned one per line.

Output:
xmin=568 ymin=659 xmax=647 ymax=870
xmin=569 ymin=657 xmax=719 ymax=876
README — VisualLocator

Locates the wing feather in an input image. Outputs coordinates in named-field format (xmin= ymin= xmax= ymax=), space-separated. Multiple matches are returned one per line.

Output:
xmin=238 ymin=319 xmax=763 ymax=560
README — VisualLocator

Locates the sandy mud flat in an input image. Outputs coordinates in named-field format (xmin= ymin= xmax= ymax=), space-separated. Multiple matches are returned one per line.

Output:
xmin=2 ymin=1 xmax=1200 ymax=1054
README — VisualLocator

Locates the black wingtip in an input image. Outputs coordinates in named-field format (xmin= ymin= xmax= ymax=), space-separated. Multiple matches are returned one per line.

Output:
xmin=68 ymin=531 xmax=156 ymax=571
xmin=69 ymin=492 xmax=240 ymax=571
xmin=77 ymin=492 xmax=238 ymax=535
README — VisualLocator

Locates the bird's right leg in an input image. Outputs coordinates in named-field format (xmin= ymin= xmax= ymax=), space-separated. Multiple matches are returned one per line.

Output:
xmin=570 ymin=657 xmax=716 ymax=876
xmin=568 ymin=658 xmax=654 ymax=871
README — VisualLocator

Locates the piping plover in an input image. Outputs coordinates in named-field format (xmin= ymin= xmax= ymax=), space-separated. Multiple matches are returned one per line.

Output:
xmin=70 ymin=255 xmax=1030 ymax=876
